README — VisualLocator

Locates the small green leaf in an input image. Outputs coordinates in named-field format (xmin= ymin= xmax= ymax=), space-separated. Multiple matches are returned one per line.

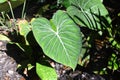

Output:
xmin=17 ymin=20 xmax=31 ymax=45
xmin=62 ymin=0 xmax=71 ymax=8
xmin=108 ymin=53 xmax=118 ymax=70
xmin=0 ymin=34 xmax=10 ymax=41
xmin=114 ymin=63 xmax=118 ymax=70
xmin=17 ymin=20 xmax=31 ymax=37
xmin=32 ymin=10 xmax=82 ymax=70
xmin=36 ymin=63 xmax=57 ymax=80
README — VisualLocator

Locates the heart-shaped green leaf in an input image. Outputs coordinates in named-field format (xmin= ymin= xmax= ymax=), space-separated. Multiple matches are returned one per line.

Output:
xmin=31 ymin=10 xmax=82 ymax=69
xmin=67 ymin=0 xmax=111 ymax=30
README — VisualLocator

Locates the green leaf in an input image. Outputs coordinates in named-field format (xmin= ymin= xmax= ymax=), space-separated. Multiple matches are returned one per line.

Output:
xmin=108 ymin=53 xmax=119 ymax=70
xmin=0 ymin=0 xmax=7 ymax=3
xmin=17 ymin=20 xmax=31 ymax=37
xmin=11 ymin=0 xmax=17 ymax=1
xmin=31 ymin=10 xmax=82 ymax=69
xmin=0 ymin=0 xmax=24 ymax=12
xmin=67 ymin=0 xmax=111 ymax=30
xmin=62 ymin=0 xmax=71 ymax=8
xmin=0 ymin=34 xmax=10 ymax=41
xmin=17 ymin=20 xmax=31 ymax=45
xmin=36 ymin=63 xmax=57 ymax=80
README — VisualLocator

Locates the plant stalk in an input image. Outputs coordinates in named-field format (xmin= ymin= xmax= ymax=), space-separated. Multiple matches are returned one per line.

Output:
xmin=0 ymin=20 xmax=6 ymax=27
xmin=7 ymin=1 xmax=15 ymax=20
xmin=21 ymin=0 xmax=26 ymax=19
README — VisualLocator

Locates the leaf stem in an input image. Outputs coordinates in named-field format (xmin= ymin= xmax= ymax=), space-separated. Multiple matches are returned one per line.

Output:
xmin=21 ymin=0 xmax=26 ymax=19
xmin=0 ymin=20 xmax=6 ymax=27
xmin=7 ymin=0 xmax=15 ymax=20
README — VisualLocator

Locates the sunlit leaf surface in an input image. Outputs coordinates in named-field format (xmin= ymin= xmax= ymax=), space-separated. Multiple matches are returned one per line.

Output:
xmin=32 ymin=10 xmax=82 ymax=69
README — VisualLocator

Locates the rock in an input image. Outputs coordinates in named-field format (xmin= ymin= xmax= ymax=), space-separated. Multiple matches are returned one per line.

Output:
xmin=0 ymin=41 xmax=25 ymax=80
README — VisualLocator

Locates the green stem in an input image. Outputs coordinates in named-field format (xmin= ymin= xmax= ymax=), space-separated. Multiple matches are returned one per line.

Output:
xmin=6 ymin=14 xmax=11 ymax=20
xmin=21 ymin=0 xmax=26 ymax=19
xmin=7 ymin=1 xmax=15 ymax=20
xmin=0 ymin=20 xmax=6 ymax=27
xmin=0 ymin=12 xmax=6 ymax=27
xmin=1 ymin=12 xmax=5 ymax=19
xmin=7 ymin=0 xmax=17 ymax=31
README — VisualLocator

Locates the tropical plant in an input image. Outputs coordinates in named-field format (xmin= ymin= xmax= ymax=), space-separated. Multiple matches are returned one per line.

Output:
xmin=0 ymin=0 xmax=120 ymax=80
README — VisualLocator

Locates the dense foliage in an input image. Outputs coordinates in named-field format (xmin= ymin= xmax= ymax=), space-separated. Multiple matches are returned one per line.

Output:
xmin=0 ymin=0 xmax=120 ymax=80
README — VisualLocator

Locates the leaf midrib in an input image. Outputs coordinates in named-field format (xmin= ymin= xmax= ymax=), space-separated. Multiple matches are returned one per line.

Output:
xmin=51 ymin=29 xmax=72 ymax=64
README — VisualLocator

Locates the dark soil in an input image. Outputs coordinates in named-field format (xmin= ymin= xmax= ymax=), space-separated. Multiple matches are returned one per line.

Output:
xmin=0 ymin=40 xmax=106 ymax=80
xmin=0 ymin=41 xmax=25 ymax=80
